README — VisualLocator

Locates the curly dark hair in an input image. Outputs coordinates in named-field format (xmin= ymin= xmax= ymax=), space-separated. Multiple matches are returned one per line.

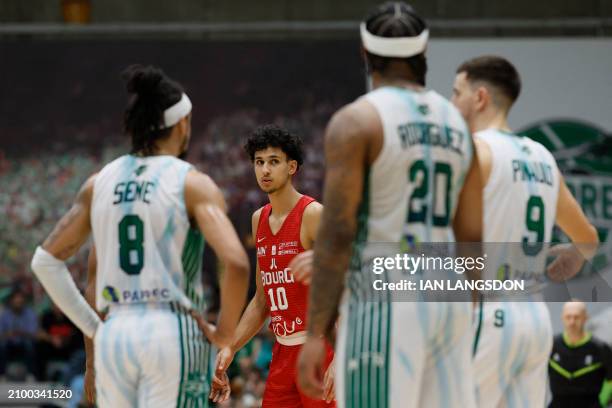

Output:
xmin=122 ymin=64 xmax=185 ymax=156
xmin=244 ymin=124 xmax=304 ymax=169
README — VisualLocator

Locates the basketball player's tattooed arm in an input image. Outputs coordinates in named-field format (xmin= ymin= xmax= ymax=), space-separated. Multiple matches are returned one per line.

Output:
xmin=185 ymin=170 xmax=250 ymax=347
xmin=298 ymin=101 xmax=378 ymax=398
xmin=547 ymin=173 xmax=600 ymax=281
xmin=307 ymin=102 xmax=376 ymax=340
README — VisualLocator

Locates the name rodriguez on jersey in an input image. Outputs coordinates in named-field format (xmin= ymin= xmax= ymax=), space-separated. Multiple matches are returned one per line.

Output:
xmin=372 ymin=279 xmax=525 ymax=292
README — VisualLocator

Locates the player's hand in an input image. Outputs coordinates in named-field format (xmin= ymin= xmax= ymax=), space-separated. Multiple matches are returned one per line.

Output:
xmin=323 ymin=357 xmax=335 ymax=403
xmin=209 ymin=370 xmax=231 ymax=403
xmin=290 ymin=250 xmax=314 ymax=285
xmin=297 ymin=335 xmax=326 ymax=399
xmin=190 ymin=310 xmax=231 ymax=348
xmin=84 ymin=365 xmax=96 ymax=404
xmin=547 ymin=243 xmax=585 ymax=282
xmin=213 ymin=346 xmax=235 ymax=383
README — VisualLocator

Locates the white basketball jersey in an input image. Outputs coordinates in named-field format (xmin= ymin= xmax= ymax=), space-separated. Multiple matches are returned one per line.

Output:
xmin=357 ymin=86 xmax=473 ymax=255
xmin=477 ymin=129 xmax=560 ymax=288
xmin=91 ymin=155 xmax=204 ymax=311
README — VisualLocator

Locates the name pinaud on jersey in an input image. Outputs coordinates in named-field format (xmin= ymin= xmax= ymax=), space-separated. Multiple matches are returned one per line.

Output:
xmin=512 ymin=159 xmax=554 ymax=186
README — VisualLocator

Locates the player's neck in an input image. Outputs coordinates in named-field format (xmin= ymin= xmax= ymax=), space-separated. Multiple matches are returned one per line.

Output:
xmin=471 ymin=110 xmax=511 ymax=134
xmin=372 ymin=73 xmax=424 ymax=92
xmin=268 ymin=184 xmax=302 ymax=217
xmin=150 ymin=135 xmax=183 ymax=157
xmin=565 ymin=329 xmax=587 ymax=345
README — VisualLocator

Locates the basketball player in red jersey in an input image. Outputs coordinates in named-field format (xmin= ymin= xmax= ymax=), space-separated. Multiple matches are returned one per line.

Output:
xmin=197 ymin=124 xmax=335 ymax=406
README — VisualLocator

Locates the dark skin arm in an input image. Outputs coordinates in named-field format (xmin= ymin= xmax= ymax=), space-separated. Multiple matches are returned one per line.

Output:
xmin=84 ymin=247 xmax=105 ymax=405
xmin=298 ymin=100 xmax=380 ymax=399
xmin=307 ymin=101 xmax=378 ymax=340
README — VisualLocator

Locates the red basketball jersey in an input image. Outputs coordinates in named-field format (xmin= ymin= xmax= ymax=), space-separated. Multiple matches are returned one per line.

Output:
xmin=256 ymin=195 xmax=315 ymax=341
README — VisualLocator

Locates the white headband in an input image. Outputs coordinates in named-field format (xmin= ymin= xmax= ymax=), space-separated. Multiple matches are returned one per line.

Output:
xmin=163 ymin=93 xmax=192 ymax=128
xmin=360 ymin=23 xmax=429 ymax=58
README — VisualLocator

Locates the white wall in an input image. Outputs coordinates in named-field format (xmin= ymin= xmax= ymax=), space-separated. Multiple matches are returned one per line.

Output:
xmin=427 ymin=38 xmax=612 ymax=130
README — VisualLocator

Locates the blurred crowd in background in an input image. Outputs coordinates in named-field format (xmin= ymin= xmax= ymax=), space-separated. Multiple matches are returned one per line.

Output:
xmin=0 ymin=105 xmax=331 ymax=406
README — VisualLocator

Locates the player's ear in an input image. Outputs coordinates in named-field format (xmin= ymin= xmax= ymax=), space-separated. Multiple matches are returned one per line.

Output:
xmin=288 ymin=159 xmax=298 ymax=176
xmin=475 ymin=86 xmax=489 ymax=112
xmin=176 ymin=115 xmax=190 ymax=135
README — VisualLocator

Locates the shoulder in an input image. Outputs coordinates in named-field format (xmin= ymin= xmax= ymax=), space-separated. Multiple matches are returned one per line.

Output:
xmin=303 ymin=200 xmax=323 ymax=222
xmin=302 ymin=200 xmax=323 ymax=229
xmin=552 ymin=333 xmax=565 ymax=348
xmin=591 ymin=335 xmax=612 ymax=351
xmin=327 ymin=99 xmax=381 ymax=144
xmin=78 ymin=173 xmax=97 ymax=205
xmin=184 ymin=170 xmax=221 ymax=198
xmin=184 ymin=169 xmax=225 ymax=212
xmin=252 ymin=206 xmax=266 ymax=230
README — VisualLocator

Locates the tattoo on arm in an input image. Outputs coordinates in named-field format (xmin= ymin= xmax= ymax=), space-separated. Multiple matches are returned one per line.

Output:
xmin=307 ymin=108 xmax=367 ymax=339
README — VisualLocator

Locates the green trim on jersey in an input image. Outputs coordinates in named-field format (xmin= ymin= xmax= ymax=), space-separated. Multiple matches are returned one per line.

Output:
xmin=549 ymin=359 xmax=603 ymax=380
xmin=344 ymin=168 xmax=392 ymax=408
xmin=563 ymin=331 xmax=592 ymax=348
xmin=473 ymin=297 xmax=484 ymax=356
xmin=349 ymin=169 xmax=371 ymax=271
xmin=172 ymin=301 xmax=211 ymax=408
xmin=181 ymin=228 xmax=205 ymax=309
xmin=175 ymin=228 xmax=209 ymax=408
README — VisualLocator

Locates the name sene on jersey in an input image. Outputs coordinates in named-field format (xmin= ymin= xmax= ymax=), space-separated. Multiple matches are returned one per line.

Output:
xmin=398 ymin=121 xmax=466 ymax=155
xmin=112 ymin=180 xmax=156 ymax=204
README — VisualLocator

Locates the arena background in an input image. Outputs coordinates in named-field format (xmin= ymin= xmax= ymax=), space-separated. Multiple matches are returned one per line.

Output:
xmin=0 ymin=1 xmax=611 ymax=406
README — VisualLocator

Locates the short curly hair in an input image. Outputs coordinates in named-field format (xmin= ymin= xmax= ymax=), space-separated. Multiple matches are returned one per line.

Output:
xmin=244 ymin=124 xmax=304 ymax=169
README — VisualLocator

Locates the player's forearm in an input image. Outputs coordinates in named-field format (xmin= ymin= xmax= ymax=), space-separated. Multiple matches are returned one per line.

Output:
xmin=229 ymin=295 xmax=269 ymax=352
xmin=84 ymin=280 xmax=98 ymax=369
xmin=307 ymin=217 xmax=354 ymax=339
xmin=215 ymin=258 xmax=250 ymax=344
xmin=31 ymin=247 xmax=101 ymax=338
xmin=568 ymin=224 xmax=600 ymax=260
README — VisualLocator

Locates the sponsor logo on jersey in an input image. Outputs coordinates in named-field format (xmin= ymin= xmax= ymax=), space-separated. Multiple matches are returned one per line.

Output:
xmin=279 ymin=241 xmax=298 ymax=249
xmin=102 ymin=286 xmax=119 ymax=303
xmin=519 ymin=119 xmax=612 ymax=276
xmin=585 ymin=355 xmax=593 ymax=365
xmin=417 ymin=104 xmax=430 ymax=116
xmin=257 ymin=246 xmax=266 ymax=257
xmin=271 ymin=317 xmax=304 ymax=337
xmin=103 ymin=287 xmax=171 ymax=303
xmin=269 ymin=257 xmax=278 ymax=270
xmin=121 ymin=288 xmax=170 ymax=302
xmin=272 ymin=245 xmax=277 ymax=256
xmin=134 ymin=164 xmax=148 ymax=176
xmin=553 ymin=352 xmax=561 ymax=362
